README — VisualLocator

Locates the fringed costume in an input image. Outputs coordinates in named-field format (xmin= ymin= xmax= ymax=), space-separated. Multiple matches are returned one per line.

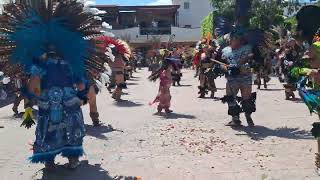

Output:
xmin=98 ymin=36 xmax=131 ymax=101
xmin=282 ymin=39 xmax=303 ymax=99
xmin=170 ymin=51 xmax=183 ymax=86
xmin=0 ymin=0 xmax=105 ymax=168
xmin=76 ymin=78 xmax=101 ymax=126
xmin=197 ymin=43 xmax=219 ymax=98
xmin=293 ymin=5 xmax=320 ymax=174
xmin=149 ymin=58 xmax=179 ymax=114
xmin=216 ymin=0 xmax=272 ymax=127
xmin=253 ymin=48 xmax=272 ymax=89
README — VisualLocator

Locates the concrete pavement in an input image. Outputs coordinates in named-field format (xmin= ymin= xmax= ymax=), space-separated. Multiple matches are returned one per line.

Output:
xmin=0 ymin=68 xmax=319 ymax=180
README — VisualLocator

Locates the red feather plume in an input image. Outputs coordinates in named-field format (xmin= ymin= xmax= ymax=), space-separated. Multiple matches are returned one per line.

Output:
xmin=97 ymin=36 xmax=131 ymax=58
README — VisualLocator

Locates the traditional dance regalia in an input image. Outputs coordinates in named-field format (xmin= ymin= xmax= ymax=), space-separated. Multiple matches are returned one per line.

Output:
xmin=12 ymin=73 xmax=29 ymax=115
xmin=198 ymin=44 xmax=219 ymax=98
xmin=221 ymin=36 xmax=256 ymax=127
xmin=252 ymin=47 xmax=272 ymax=89
xmin=215 ymin=0 xmax=272 ymax=127
xmin=111 ymin=57 xmax=126 ymax=101
xmin=292 ymin=5 xmax=320 ymax=173
xmin=29 ymin=55 xmax=86 ymax=164
xmin=0 ymin=0 xmax=106 ymax=168
xmin=149 ymin=58 xmax=178 ymax=114
xmin=282 ymin=40 xmax=303 ymax=99
xmin=171 ymin=53 xmax=183 ymax=86
xmin=171 ymin=68 xmax=182 ymax=86
xmin=76 ymin=78 xmax=101 ymax=126
xmin=290 ymin=40 xmax=320 ymax=173
xmin=193 ymin=48 xmax=202 ymax=77
xmin=98 ymin=36 xmax=131 ymax=101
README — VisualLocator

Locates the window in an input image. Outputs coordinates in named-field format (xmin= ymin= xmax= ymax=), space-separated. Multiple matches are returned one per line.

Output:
xmin=184 ymin=2 xmax=190 ymax=9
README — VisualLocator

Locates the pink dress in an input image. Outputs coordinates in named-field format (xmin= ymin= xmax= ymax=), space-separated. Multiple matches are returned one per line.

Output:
xmin=150 ymin=71 xmax=172 ymax=111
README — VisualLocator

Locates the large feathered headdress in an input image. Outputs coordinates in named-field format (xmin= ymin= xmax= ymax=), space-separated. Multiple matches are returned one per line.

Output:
xmin=97 ymin=36 xmax=131 ymax=61
xmin=214 ymin=0 xmax=272 ymax=54
xmin=0 ymin=0 xmax=105 ymax=79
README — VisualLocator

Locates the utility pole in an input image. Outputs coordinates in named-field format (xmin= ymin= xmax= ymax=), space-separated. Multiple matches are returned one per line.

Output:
xmin=235 ymin=0 xmax=252 ymax=27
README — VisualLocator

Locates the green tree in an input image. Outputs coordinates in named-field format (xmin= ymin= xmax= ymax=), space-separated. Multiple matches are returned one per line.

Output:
xmin=250 ymin=0 xmax=285 ymax=30
xmin=209 ymin=0 xmax=235 ymax=21
xmin=208 ymin=0 xmax=286 ymax=29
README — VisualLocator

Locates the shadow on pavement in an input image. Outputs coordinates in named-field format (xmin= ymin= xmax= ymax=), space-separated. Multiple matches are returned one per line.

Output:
xmin=258 ymin=88 xmax=284 ymax=91
xmin=114 ymin=100 xmax=143 ymax=107
xmin=127 ymin=78 xmax=140 ymax=82
xmin=290 ymin=98 xmax=304 ymax=103
xmin=36 ymin=160 xmax=138 ymax=180
xmin=0 ymin=95 xmax=15 ymax=108
xmin=162 ymin=112 xmax=196 ymax=120
xmin=85 ymin=124 xmax=123 ymax=140
xmin=234 ymin=125 xmax=313 ymax=141
xmin=126 ymin=82 xmax=139 ymax=86
xmin=173 ymin=84 xmax=192 ymax=87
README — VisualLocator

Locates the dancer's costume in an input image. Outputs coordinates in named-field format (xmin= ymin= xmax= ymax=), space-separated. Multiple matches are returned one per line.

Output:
xmin=76 ymin=78 xmax=101 ymax=126
xmin=0 ymin=70 xmax=11 ymax=100
xmin=0 ymin=0 xmax=105 ymax=165
xmin=253 ymin=47 xmax=271 ymax=89
xmin=293 ymin=5 xmax=320 ymax=173
xmin=98 ymin=36 xmax=131 ymax=101
xmin=171 ymin=53 xmax=183 ymax=86
xmin=149 ymin=58 xmax=178 ymax=113
xmin=216 ymin=0 xmax=272 ymax=126
xmin=193 ymin=48 xmax=202 ymax=77
xmin=12 ymin=73 xmax=29 ymax=115
xmin=197 ymin=43 xmax=220 ymax=98
xmin=171 ymin=68 xmax=182 ymax=86
xmin=282 ymin=40 xmax=303 ymax=99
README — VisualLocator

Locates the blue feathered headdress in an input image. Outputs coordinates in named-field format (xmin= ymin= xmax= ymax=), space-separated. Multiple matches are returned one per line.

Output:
xmin=0 ymin=0 xmax=105 ymax=79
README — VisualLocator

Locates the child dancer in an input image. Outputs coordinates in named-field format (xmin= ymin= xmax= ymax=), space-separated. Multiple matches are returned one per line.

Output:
xmin=149 ymin=58 xmax=178 ymax=114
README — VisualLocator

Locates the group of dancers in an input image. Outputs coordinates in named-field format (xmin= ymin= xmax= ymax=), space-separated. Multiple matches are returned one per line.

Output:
xmin=1 ymin=0 xmax=320 ymax=175
xmin=193 ymin=31 xmax=257 ymax=127
xmin=145 ymin=4 xmax=320 ymax=170
xmin=0 ymin=0 xmax=136 ymax=169
xmin=190 ymin=4 xmax=320 ymax=172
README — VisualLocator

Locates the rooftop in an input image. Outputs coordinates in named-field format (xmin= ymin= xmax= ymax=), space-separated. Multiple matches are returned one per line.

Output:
xmin=94 ymin=5 xmax=180 ymax=10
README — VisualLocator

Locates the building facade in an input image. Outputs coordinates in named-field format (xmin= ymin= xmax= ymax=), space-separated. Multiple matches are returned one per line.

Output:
xmin=172 ymin=0 xmax=213 ymax=28
xmin=95 ymin=4 xmax=202 ymax=48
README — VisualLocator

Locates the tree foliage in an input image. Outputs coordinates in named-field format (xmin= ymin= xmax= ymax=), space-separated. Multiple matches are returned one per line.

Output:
xmin=250 ymin=0 xmax=284 ymax=30
xmin=209 ymin=0 xmax=235 ymax=21
xmin=207 ymin=0 xmax=293 ymax=31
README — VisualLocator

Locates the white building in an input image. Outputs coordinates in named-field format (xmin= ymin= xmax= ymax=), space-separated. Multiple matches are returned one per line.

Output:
xmin=96 ymin=1 xmax=214 ymax=47
xmin=172 ymin=0 xmax=213 ymax=28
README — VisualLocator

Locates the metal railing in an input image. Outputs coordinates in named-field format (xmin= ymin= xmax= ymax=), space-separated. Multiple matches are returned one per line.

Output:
xmin=139 ymin=27 xmax=171 ymax=35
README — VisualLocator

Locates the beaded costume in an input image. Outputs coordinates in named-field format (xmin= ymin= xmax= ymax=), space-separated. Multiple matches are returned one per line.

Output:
xmin=0 ymin=0 xmax=106 ymax=167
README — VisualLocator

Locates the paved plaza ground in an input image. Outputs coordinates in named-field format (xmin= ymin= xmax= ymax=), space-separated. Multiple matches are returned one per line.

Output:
xmin=0 ymin=68 xmax=319 ymax=180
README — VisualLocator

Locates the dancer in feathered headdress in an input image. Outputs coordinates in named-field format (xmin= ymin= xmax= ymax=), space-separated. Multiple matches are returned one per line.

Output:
xmin=0 ymin=0 xmax=105 ymax=169
xmin=216 ymin=0 xmax=272 ymax=127
xmin=195 ymin=39 xmax=221 ymax=99
xmin=148 ymin=50 xmax=180 ymax=115
xmin=288 ymin=5 xmax=320 ymax=174
xmin=98 ymin=36 xmax=131 ymax=101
